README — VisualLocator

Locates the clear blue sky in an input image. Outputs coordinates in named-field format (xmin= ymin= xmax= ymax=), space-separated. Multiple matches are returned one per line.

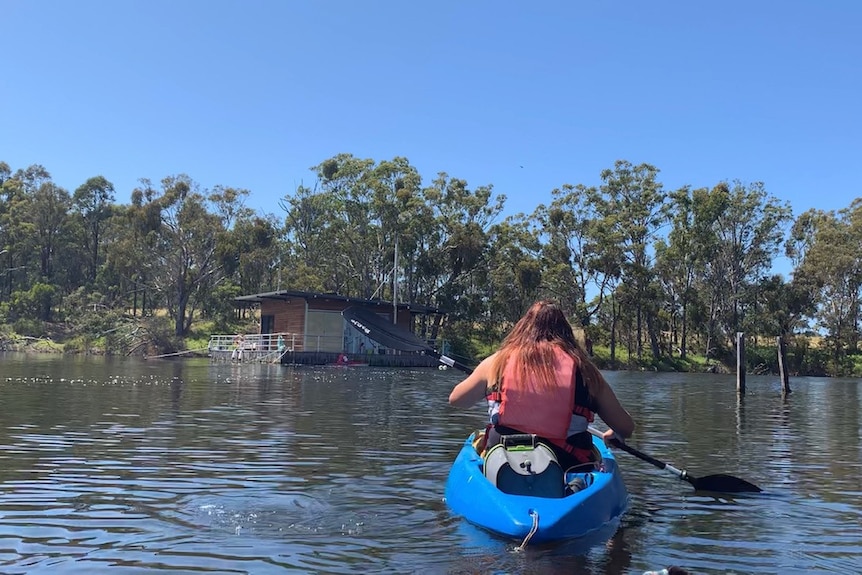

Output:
xmin=2 ymin=1 xmax=860 ymax=227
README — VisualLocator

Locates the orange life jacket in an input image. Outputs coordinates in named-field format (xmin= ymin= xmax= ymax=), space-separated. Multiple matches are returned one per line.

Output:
xmin=489 ymin=348 xmax=596 ymax=461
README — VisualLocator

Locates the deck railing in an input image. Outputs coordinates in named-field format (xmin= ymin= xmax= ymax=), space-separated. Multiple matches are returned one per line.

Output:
xmin=207 ymin=331 xmax=448 ymax=363
xmin=208 ymin=332 xmax=305 ymax=353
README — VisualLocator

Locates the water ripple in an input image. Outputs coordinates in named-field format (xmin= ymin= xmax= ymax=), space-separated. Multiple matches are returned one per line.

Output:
xmin=1 ymin=358 xmax=861 ymax=573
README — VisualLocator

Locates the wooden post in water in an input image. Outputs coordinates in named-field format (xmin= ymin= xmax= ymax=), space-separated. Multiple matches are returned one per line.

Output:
xmin=777 ymin=336 xmax=792 ymax=395
xmin=736 ymin=332 xmax=746 ymax=395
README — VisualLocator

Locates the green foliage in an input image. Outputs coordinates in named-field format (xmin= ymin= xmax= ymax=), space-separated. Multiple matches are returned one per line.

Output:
xmin=792 ymin=341 xmax=831 ymax=377
xmin=1 ymin=156 xmax=861 ymax=375
xmin=849 ymin=353 xmax=862 ymax=378
xmin=198 ymin=283 xmax=242 ymax=333
xmin=441 ymin=320 xmax=485 ymax=365
xmin=62 ymin=335 xmax=93 ymax=354
xmin=182 ymin=316 xmax=228 ymax=353
xmin=63 ymin=288 xmax=124 ymax=336
xmin=12 ymin=318 xmax=43 ymax=338
xmin=742 ymin=338 xmax=860 ymax=377
xmin=140 ymin=316 xmax=183 ymax=356
xmin=102 ymin=329 xmax=129 ymax=356
xmin=586 ymin=338 xmax=714 ymax=372
xmin=7 ymin=283 xmax=58 ymax=324
xmin=746 ymin=344 xmax=780 ymax=375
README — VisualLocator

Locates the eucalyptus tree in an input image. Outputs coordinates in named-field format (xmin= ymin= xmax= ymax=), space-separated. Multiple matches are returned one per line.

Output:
xmin=791 ymin=203 xmax=862 ymax=367
xmin=397 ymin=186 xmax=436 ymax=306
xmin=0 ymin=165 xmax=54 ymax=301
xmin=279 ymin=183 xmax=339 ymax=293
xmin=72 ymin=176 xmax=115 ymax=284
xmin=206 ymin=189 xmax=275 ymax=328
xmin=369 ymin=157 xmax=423 ymax=305
xmin=223 ymin=214 xmax=281 ymax=295
xmin=0 ymin=162 xmax=10 ymax=245
xmin=133 ymin=175 xmax=227 ymax=336
xmin=483 ymin=215 xmax=542 ymax=336
xmin=100 ymin=183 xmax=163 ymax=317
xmin=418 ymin=172 xmax=505 ymax=315
xmin=656 ymin=185 xmax=729 ymax=358
xmin=744 ymin=275 xmax=814 ymax=342
xmin=208 ymin=185 xmax=269 ymax=294
xmin=0 ymin=162 xmax=17 ymax=300
xmin=844 ymin=200 xmax=862 ymax=353
xmin=291 ymin=154 xmax=378 ymax=295
xmin=654 ymin=238 xmax=683 ymax=356
xmin=534 ymin=183 xmax=621 ymax=336
xmin=785 ymin=208 xmax=822 ymax=269
xmin=96 ymin=205 xmax=138 ymax=309
xmin=706 ymin=181 xmax=792 ymax=346
xmin=12 ymin=164 xmax=52 ymax=193
xmin=30 ymin=181 xmax=73 ymax=285
xmin=1 ymin=176 xmax=74 ymax=322
xmin=672 ymin=185 xmax=728 ymax=359
xmin=589 ymin=160 xmax=668 ymax=360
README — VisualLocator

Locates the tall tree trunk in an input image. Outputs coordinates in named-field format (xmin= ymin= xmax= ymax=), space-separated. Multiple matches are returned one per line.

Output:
xmin=646 ymin=312 xmax=661 ymax=360
xmin=680 ymin=299 xmax=688 ymax=359
xmin=609 ymin=296 xmax=618 ymax=362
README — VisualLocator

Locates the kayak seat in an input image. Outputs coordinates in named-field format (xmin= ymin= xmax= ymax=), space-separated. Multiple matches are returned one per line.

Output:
xmin=483 ymin=434 xmax=565 ymax=498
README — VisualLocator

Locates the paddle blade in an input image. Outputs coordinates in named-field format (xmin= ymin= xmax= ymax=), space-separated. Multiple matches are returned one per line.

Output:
xmin=689 ymin=473 xmax=762 ymax=493
xmin=341 ymin=306 xmax=429 ymax=352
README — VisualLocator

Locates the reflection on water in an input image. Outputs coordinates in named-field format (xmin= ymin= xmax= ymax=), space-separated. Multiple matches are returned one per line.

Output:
xmin=0 ymin=353 xmax=860 ymax=573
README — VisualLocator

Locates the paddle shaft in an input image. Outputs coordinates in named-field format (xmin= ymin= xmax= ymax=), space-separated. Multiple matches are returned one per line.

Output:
xmin=587 ymin=428 xmax=761 ymax=492
xmin=422 ymin=347 xmax=474 ymax=375
xmin=587 ymin=427 xmax=687 ymax=480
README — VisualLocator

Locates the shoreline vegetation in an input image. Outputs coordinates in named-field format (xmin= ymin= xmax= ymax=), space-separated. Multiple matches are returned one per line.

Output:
xmin=0 ymin=321 xmax=813 ymax=377
xmin=0 ymin=330 xmax=721 ymax=372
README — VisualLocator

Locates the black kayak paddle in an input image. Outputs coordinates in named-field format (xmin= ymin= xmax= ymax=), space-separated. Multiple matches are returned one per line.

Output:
xmin=342 ymin=306 xmax=762 ymax=494
xmin=587 ymin=428 xmax=761 ymax=493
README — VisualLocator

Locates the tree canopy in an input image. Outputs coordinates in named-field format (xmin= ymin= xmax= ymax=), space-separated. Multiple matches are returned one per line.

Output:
xmin=0 ymin=156 xmax=859 ymax=375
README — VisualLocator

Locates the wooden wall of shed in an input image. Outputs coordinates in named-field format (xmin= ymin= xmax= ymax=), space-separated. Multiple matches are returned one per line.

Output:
xmin=258 ymin=298 xmax=422 ymax=338
xmin=260 ymin=299 xmax=306 ymax=334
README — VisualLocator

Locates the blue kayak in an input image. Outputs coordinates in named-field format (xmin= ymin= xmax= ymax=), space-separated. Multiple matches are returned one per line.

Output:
xmin=444 ymin=432 xmax=628 ymax=544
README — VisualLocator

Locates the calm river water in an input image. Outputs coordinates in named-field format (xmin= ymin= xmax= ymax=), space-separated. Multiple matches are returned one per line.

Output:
xmin=0 ymin=352 xmax=860 ymax=574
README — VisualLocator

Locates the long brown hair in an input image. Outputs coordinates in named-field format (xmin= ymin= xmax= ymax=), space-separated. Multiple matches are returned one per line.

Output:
xmin=490 ymin=300 xmax=584 ymax=391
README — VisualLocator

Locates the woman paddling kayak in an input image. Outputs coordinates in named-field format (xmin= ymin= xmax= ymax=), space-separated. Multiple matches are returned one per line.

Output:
xmin=448 ymin=300 xmax=635 ymax=469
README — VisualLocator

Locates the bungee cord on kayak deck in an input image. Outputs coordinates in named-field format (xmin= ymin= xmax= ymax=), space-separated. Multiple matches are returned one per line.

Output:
xmin=517 ymin=510 xmax=540 ymax=550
